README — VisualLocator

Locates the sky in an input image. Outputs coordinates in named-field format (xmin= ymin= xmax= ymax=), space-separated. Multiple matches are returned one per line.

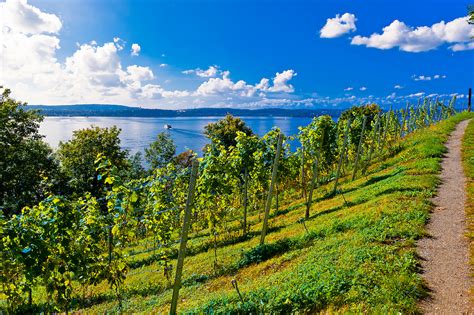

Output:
xmin=0 ymin=0 xmax=473 ymax=109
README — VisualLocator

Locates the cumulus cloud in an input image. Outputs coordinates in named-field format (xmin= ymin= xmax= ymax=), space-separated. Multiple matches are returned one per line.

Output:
xmin=195 ymin=69 xmax=297 ymax=97
xmin=268 ymin=70 xmax=297 ymax=92
xmin=320 ymin=13 xmax=357 ymax=38
xmin=182 ymin=65 xmax=220 ymax=77
xmin=394 ymin=85 xmax=403 ymax=89
xmin=195 ymin=71 xmax=249 ymax=96
xmin=359 ymin=86 xmax=367 ymax=91
xmin=159 ymin=63 xmax=168 ymax=67
xmin=344 ymin=87 xmax=353 ymax=91
xmin=0 ymin=0 xmax=62 ymax=34
xmin=131 ymin=43 xmax=141 ymax=56
xmin=351 ymin=16 xmax=474 ymax=52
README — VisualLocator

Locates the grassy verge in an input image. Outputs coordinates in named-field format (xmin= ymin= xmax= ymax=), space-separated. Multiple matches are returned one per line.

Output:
xmin=461 ymin=117 xmax=474 ymax=294
xmin=7 ymin=112 xmax=473 ymax=313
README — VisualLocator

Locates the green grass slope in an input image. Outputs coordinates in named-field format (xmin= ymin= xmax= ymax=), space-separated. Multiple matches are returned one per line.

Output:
xmin=25 ymin=112 xmax=474 ymax=313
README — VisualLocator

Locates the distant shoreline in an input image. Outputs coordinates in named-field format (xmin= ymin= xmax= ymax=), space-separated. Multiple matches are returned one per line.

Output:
xmin=27 ymin=104 xmax=343 ymax=118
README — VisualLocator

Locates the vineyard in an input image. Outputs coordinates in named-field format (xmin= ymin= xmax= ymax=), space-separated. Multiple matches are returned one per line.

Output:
xmin=1 ymin=97 xmax=473 ymax=313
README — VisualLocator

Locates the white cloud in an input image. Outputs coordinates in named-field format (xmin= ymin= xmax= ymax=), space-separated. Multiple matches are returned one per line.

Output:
xmin=351 ymin=16 xmax=474 ymax=52
xmin=131 ymin=43 xmax=141 ymax=56
xmin=182 ymin=65 xmax=220 ymax=77
xmin=195 ymin=69 xmax=297 ymax=96
xmin=413 ymin=74 xmax=446 ymax=81
xmin=359 ymin=86 xmax=367 ymax=91
xmin=159 ymin=63 xmax=168 ymax=67
xmin=195 ymin=71 xmax=251 ymax=96
xmin=449 ymin=41 xmax=474 ymax=51
xmin=196 ymin=65 xmax=219 ymax=77
xmin=0 ymin=0 xmax=62 ymax=34
xmin=124 ymin=65 xmax=154 ymax=82
xmin=394 ymin=85 xmax=403 ymax=89
xmin=320 ymin=13 xmax=357 ymax=38
xmin=344 ymin=87 xmax=353 ymax=91
xmin=407 ymin=92 xmax=425 ymax=98
xmin=413 ymin=75 xmax=431 ymax=81
xmin=268 ymin=69 xmax=297 ymax=93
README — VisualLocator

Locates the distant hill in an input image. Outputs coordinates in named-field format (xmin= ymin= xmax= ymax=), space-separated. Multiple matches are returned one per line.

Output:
xmin=27 ymin=104 xmax=343 ymax=118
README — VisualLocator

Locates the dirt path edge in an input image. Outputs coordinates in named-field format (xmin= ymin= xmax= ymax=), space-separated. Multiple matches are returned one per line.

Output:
xmin=418 ymin=119 xmax=472 ymax=314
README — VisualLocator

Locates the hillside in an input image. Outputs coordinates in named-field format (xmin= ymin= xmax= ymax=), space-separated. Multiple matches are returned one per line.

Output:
xmin=26 ymin=104 xmax=343 ymax=118
xmin=13 ymin=112 xmax=470 ymax=313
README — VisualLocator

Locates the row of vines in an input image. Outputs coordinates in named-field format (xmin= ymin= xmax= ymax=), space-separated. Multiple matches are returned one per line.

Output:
xmin=0 ymin=97 xmax=458 ymax=313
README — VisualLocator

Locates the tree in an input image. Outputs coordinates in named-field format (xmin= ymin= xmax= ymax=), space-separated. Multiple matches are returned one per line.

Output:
xmin=204 ymin=114 xmax=253 ymax=149
xmin=0 ymin=87 xmax=61 ymax=217
xmin=174 ymin=149 xmax=196 ymax=169
xmin=56 ymin=126 xmax=128 ymax=197
xmin=144 ymin=132 xmax=176 ymax=169
xmin=124 ymin=152 xmax=146 ymax=179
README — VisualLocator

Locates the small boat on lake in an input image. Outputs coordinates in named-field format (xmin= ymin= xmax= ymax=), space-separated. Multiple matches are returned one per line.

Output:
xmin=164 ymin=124 xmax=172 ymax=129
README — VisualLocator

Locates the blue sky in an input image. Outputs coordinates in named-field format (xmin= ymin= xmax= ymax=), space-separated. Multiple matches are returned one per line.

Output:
xmin=1 ymin=0 xmax=473 ymax=109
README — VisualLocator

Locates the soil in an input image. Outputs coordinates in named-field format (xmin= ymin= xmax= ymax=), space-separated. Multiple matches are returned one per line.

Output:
xmin=418 ymin=119 xmax=472 ymax=314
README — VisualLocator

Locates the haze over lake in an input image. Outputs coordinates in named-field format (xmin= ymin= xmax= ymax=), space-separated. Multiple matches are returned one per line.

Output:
xmin=40 ymin=116 xmax=315 ymax=155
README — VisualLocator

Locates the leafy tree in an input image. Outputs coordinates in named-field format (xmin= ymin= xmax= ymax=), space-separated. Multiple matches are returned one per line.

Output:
xmin=124 ymin=152 xmax=146 ymax=179
xmin=144 ymin=132 xmax=176 ymax=169
xmin=56 ymin=126 xmax=128 ymax=197
xmin=0 ymin=87 xmax=61 ymax=217
xmin=174 ymin=149 xmax=196 ymax=169
xmin=204 ymin=114 xmax=254 ymax=149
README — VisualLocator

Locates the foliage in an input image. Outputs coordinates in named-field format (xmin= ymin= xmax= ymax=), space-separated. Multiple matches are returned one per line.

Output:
xmin=204 ymin=114 xmax=253 ymax=149
xmin=0 ymin=87 xmax=62 ymax=217
xmin=298 ymin=115 xmax=337 ymax=176
xmin=56 ymin=126 xmax=129 ymax=197
xmin=338 ymin=104 xmax=381 ymax=159
xmin=174 ymin=149 xmax=196 ymax=169
xmin=144 ymin=132 xmax=176 ymax=169
xmin=0 ymin=93 xmax=468 ymax=313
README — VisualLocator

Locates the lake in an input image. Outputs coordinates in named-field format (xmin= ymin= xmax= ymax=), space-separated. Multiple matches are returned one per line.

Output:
xmin=39 ymin=116 xmax=317 ymax=155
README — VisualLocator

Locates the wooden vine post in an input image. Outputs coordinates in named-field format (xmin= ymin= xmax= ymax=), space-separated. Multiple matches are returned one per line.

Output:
xmin=352 ymin=115 xmax=367 ymax=181
xmin=468 ymin=87 xmax=472 ymax=112
xmin=260 ymin=133 xmax=283 ymax=246
xmin=170 ymin=159 xmax=199 ymax=315
xmin=332 ymin=118 xmax=351 ymax=195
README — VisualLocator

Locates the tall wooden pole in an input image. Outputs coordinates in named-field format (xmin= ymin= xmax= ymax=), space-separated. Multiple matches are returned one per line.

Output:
xmin=170 ymin=159 xmax=199 ymax=315
xmin=260 ymin=133 xmax=283 ymax=245
xmin=468 ymin=88 xmax=472 ymax=112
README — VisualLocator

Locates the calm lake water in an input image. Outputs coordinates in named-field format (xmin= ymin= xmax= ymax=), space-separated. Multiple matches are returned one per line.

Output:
xmin=39 ymin=116 xmax=317 ymax=155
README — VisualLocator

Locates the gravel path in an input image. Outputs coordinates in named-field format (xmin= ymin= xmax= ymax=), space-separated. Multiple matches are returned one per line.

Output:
xmin=418 ymin=119 xmax=472 ymax=314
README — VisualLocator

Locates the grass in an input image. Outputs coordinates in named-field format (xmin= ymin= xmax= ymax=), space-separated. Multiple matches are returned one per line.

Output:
xmin=461 ymin=117 xmax=474 ymax=295
xmin=4 ymin=112 xmax=474 ymax=313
